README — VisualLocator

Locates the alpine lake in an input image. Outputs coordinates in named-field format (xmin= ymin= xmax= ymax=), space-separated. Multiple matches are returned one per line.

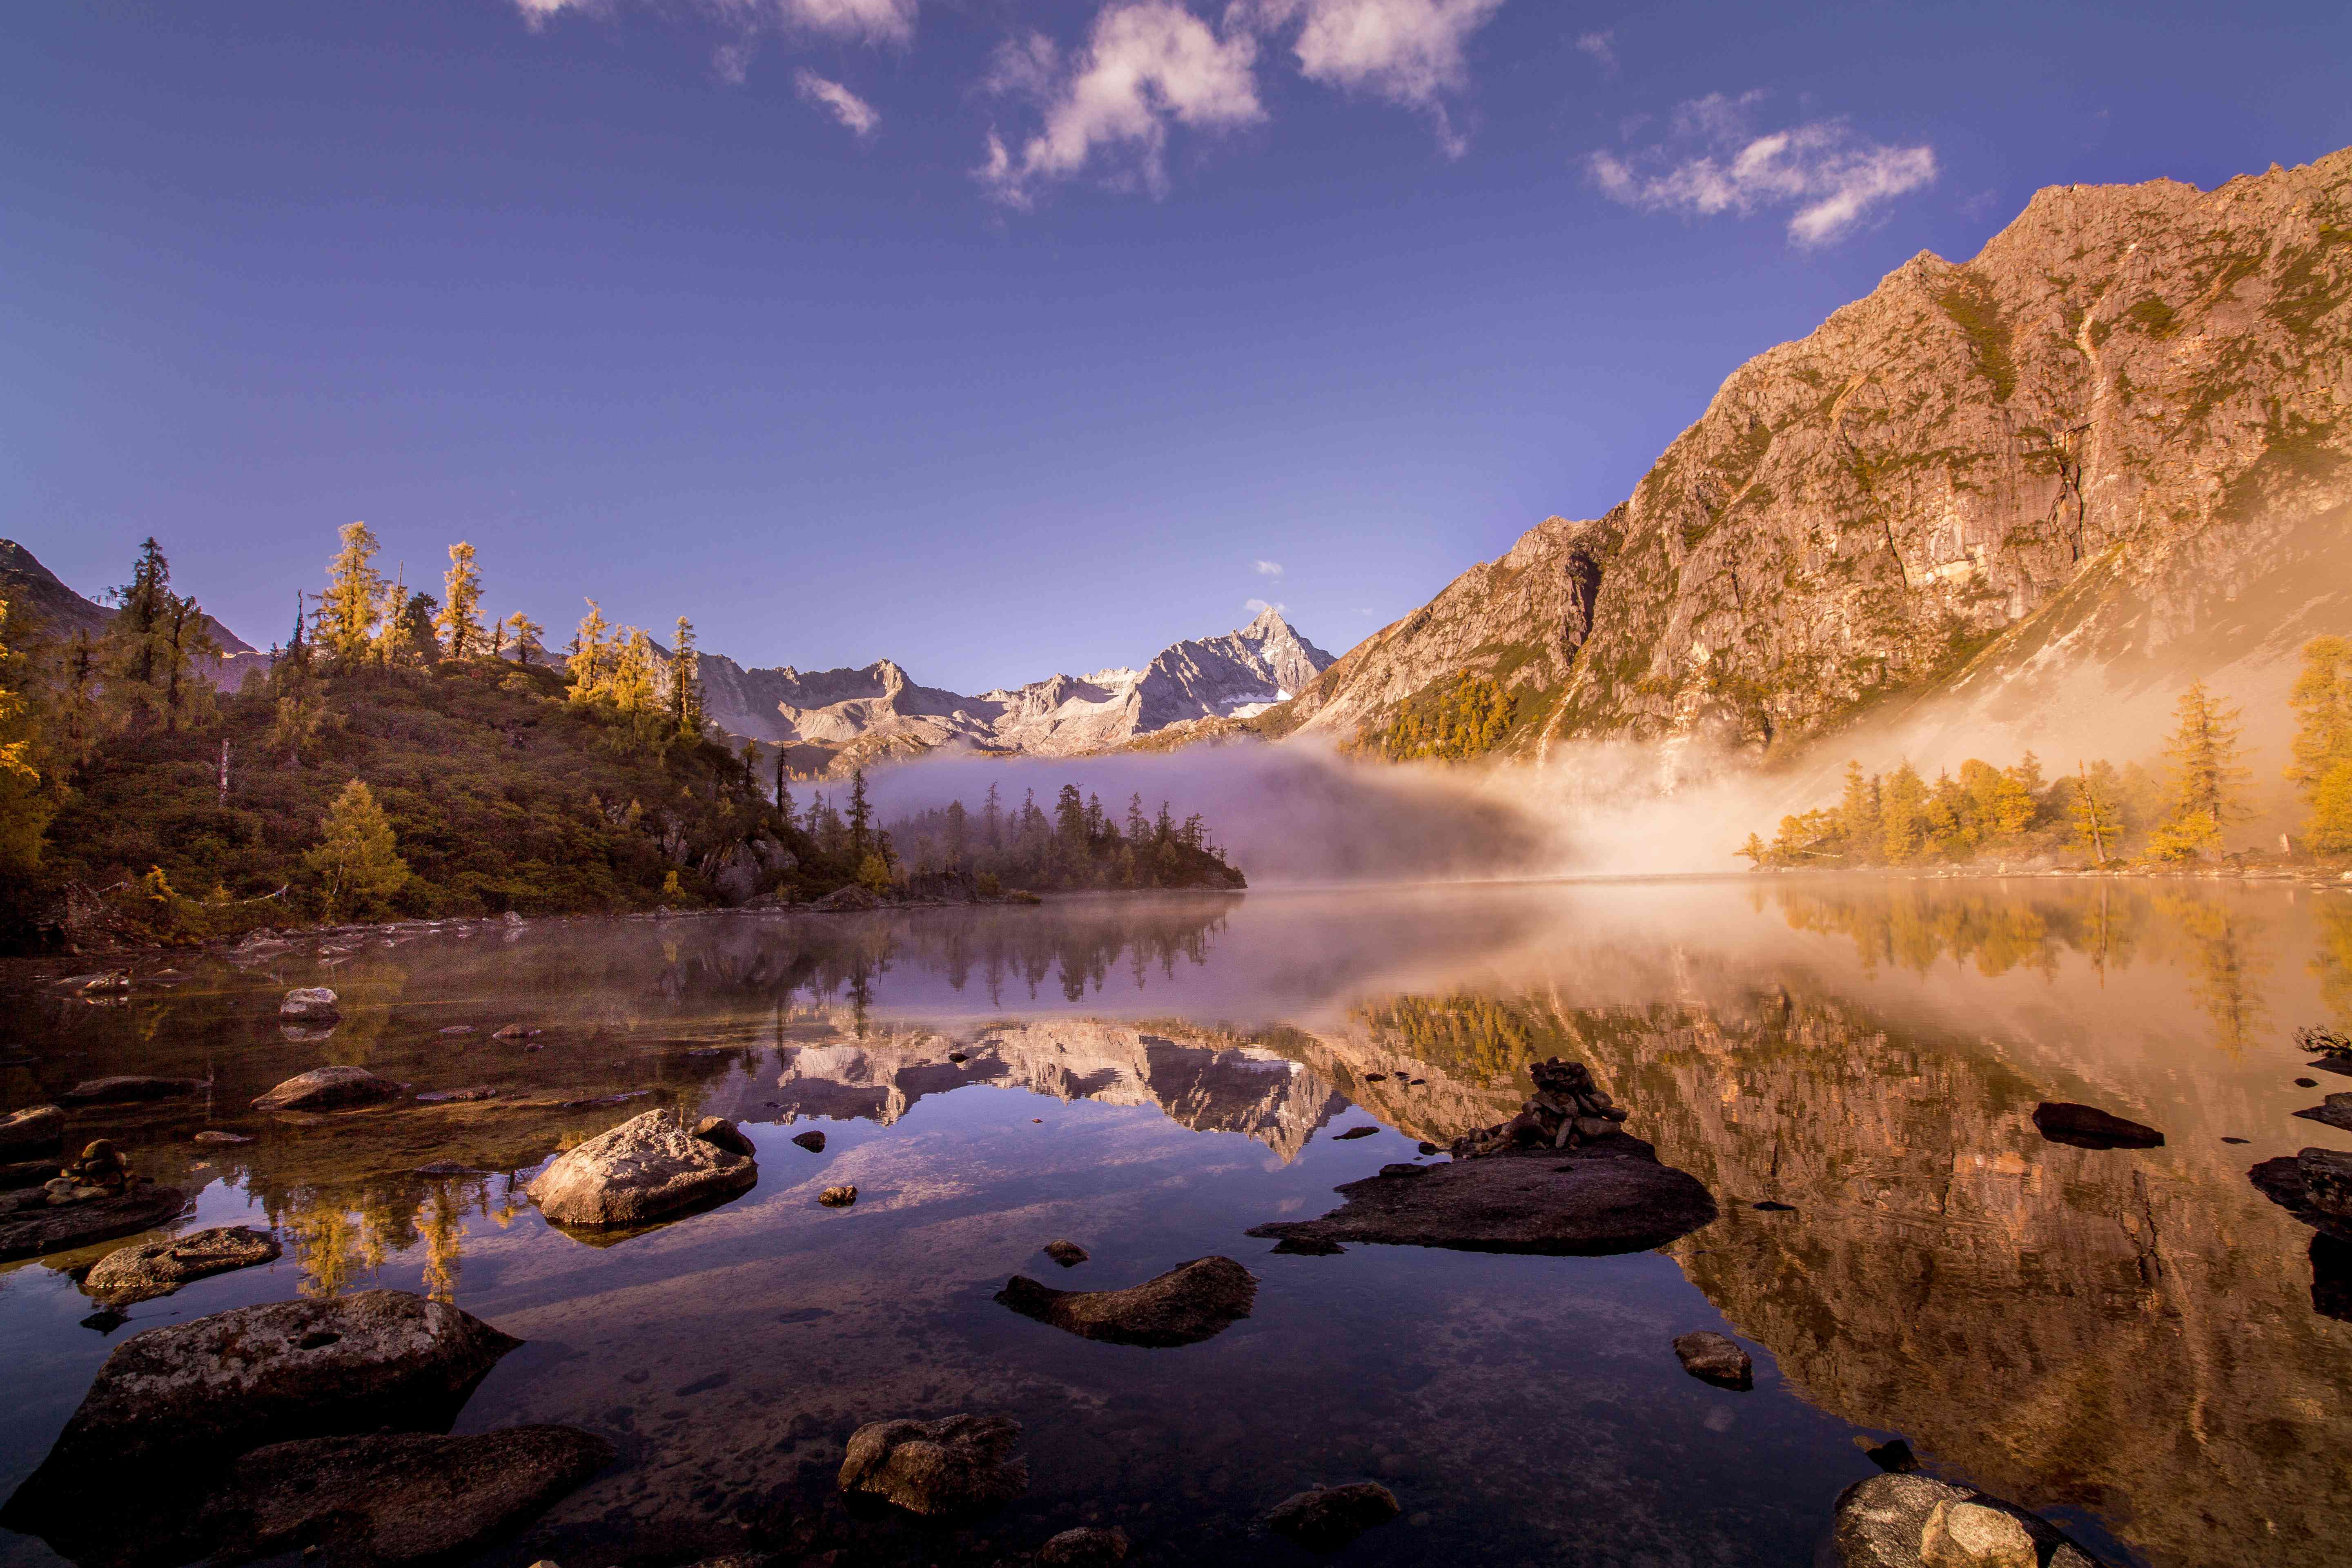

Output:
xmin=3 ymin=876 xmax=2349 ymax=1568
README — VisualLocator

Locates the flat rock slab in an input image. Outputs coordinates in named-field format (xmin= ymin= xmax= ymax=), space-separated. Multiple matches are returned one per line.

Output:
xmin=60 ymin=1076 xmax=207 ymax=1105
xmin=838 ymin=1414 xmax=1027 ymax=1517
xmin=2032 ymin=1102 xmax=2164 ymax=1149
xmin=1265 ymin=1482 xmax=1401 ymax=1551
xmin=1831 ymin=1473 xmax=2098 ymax=1567
xmin=84 ymin=1225 xmax=282 ymax=1306
xmin=1245 ymin=1137 xmax=1717 ymax=1256
xmin=996 ymin=1256 xmax=1256 ymax=1348
xmin=525 ymin=1107 xmax=757 ymax=1228
xmin=2251 ymin=1149 xmax=2352 ymax=1242
xmin=1673 ymin=1330 xmax=1754 ymax=1390
xmin=8 ymin=1289 xmax=519 ymax=1481
xmin=200 ymin=1425 xmax=613 ymax=1567
xmin=0 ymin=1185 xmax=185 ymax=1263
xmin=0 ymin=1104 xmax=64 ymax=1159
xmin=253 ymin=1065 xmax=401 ymax=1112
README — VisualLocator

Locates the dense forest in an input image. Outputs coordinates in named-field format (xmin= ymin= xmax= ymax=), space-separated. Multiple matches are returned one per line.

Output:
xmin=1742 ymin=645 xmax=2352 ymax=869
xmin=0 ymin=528 xmax=1243 ymax=947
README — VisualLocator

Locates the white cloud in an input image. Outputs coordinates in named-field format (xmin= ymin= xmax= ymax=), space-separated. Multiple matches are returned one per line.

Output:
xmin=1574 ymin=29 xmax=1614 ymax=72
xmin=1253 ymin=559 xmax=1285 ymax=577
xmin=1589 ymin=92 xmax=1936 ymax=246
xmin=796 ymin=70 xmax=881 ymax=134
xmin=1234 ymin=0 xmax=1506 ymax=156
xmin=1245 ymin=597 xmax=1288 ymax=614
xmin=508 ymin=0 xmax=917 ymax=47
xmin=714 ymin=40 xmax=756 ymax=84
xmin=978 ymin=3 xmax=1265 ymax=208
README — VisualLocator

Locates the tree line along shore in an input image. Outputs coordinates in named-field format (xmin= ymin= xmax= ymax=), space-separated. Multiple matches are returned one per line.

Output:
xmin=1742 ymin=641 xmax=2352 ymax=873
xmin=0 ymin=528 xmax=1242 ymax=948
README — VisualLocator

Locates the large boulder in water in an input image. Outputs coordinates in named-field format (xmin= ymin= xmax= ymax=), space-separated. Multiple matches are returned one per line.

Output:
xmin=1831 ymin=1473 xmax=2100 ymax=1567
xmin=525 ymin=1107 xmax=757 ymax=1227
xmin=198 ymin=1425 xmax=612 ymax=1566
xmin=1246 ymin=1135 xmax=1716 ymax=1256
xmin=252 ymin=1065 xmax=401 ymax=1112
xmin=0 ymin=1103 xmax=63 ymax=1160
xmin=84 ymin=1226 xmax=282 ymax=1306
xmin=279 ymin=987 xmax=341 ymax=1021
xmin=2031 ymin=1101 xmax=2163 ymax=1149
xmin=0 ymin=1184 xmax=187 ymax=1263
xmin=1 ymin=1290 xmax=520 ymax=1563
xmin=1264 ymin=1482 xmax=1401 ymax=1550
xmin=838 ymin=1414 xmax=1027 ymax=1516
xmin=995 ymin=1256 xmax=1257 ymax=1347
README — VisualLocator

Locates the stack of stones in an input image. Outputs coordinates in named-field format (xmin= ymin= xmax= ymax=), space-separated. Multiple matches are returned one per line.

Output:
xmin=41 ymin=1140 xmax=138 ymax=1207
xmin=1450 ymin=1058 xmax=1629 ymax=1159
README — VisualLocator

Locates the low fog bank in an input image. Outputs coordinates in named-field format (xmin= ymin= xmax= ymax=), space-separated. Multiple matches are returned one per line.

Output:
xmin=861 ymin=742 xmax=1566 ymax=885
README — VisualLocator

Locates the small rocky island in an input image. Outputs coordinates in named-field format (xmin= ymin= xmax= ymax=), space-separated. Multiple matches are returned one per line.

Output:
xmin=1247 ymin=1058 xmax=1718 ymax=1256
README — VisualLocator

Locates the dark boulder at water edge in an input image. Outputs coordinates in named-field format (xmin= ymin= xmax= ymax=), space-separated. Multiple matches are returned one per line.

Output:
xmin=1246 ymin=1136 xmax=1715 ymax=1256
xmin=252 ymin=1064 xmax=401 ymax=1112
xmin=1 ymin=1290 xmax=521 ymax=1566
xmin=2031 ymin=1102 xmax=2165 ymax=1149
xmin=996 ymin=1256 xmax=1257 ymax=1347
xmin=82 ymin=1225 xmax=281 ymax=1306
xmin=0 ymin=1103 xmax=64 ymax=1159
xmin=1831 ymin=1472 xmax=2103 ymax=1566
xmin=1673 ymin=1331 xmax=1754 ymax=1390
xmin=0 ymin=1184 xmax=187 ymax=1263
xmin=1264 ymin=1482 xmax=1401 ymax=1551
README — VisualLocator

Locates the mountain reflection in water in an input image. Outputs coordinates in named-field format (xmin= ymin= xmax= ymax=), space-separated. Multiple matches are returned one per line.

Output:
xmin=2 ymin=880 xmax=2350 ymax=1568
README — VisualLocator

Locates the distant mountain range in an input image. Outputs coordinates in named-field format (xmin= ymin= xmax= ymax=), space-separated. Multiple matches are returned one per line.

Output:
xmin=695 ymin=605 xmax=1334 ymax=772
xmin=0 ymin=537 xmax=1334 ymax=771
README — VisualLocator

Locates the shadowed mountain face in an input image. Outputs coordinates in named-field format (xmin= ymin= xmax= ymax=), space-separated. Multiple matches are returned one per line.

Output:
xmin=1282 ymin=149 xmax=2352 ymax=763
xmin=686 ymin=607 xmax=1334 ymax=770
xmin=0 ymin=539 xmax=263 ymax=690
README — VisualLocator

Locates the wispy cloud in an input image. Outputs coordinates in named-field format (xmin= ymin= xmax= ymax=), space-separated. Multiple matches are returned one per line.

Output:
xmin=1253 ymin=559 xmax=1285 ymax=577
xmin=977 ymin=2 xmax=1264 ymax=209
xmin=796 ymin=70 xmax=881 ymax=134
xmin=510 ymin=0 xmax=918 ymax=48
xmin=1235 ymin=0 xmax=1507 ymax=157
xmin=1574 ymin=29 xmax=1614 ymax=73
xmin=1245 ymin=597 xmax=1287 ymax=615
xmin=1589 ymin=92 xmax=1936 ymax=246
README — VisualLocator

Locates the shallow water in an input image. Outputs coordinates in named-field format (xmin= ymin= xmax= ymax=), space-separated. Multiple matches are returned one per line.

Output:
xmin=2 ymin=878 xmax=2349 ymax=1568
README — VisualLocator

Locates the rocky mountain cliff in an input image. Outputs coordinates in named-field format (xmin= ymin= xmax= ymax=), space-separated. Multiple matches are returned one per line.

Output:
xmin=697 ymin=606 xmax=1335 ymax=773
xmin=0 ymin=538 xmax=263 ymax=690
xmin=1283 ymin=148 xmax=2352 ymax=766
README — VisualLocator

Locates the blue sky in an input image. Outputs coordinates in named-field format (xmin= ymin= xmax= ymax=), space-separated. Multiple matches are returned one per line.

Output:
xmin=4 ymin=0 xmax=2346 ymax=689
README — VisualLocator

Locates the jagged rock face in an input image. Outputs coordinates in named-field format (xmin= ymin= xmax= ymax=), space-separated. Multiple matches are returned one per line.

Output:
xmin=688 ymin=609 xmax=1334 ymax=769
xmin=1286 ymin=149 xmax=2352 ymax=757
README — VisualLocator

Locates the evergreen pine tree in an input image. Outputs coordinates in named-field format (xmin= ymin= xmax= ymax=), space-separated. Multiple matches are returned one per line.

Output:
xmin=434 ymin=541 xmax=486 ymax=659
xmin=671 ymin=617 xmax=706 ymax=737
xmin=321 ymin=522 xmax=387 ymax=665
xmin=847 ymin=769 xmax=873 ymax=863
xmin=2154 ymin=682 xmax=2251 ymax=857
xmin=505 ymin=611 xmax=544 ymax=666
xmin=303 ymin=777 xmax=409 ymax=918
xmin=0 ymin=599 xmax=48 ymax=875
xmin=568 ymin=601 xmax=612 ymax=699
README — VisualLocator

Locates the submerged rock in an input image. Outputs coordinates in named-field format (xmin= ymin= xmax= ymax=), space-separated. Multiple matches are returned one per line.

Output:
xmin=995 ymin=1256 xmax=1256 ymax=1348
xmin=694 ymin=1115 xmax=757 ymax=1156
xmin=1331 ymin=1126 xmax=1378 ymax=1141
xmin=1830 ymin=1474 xmax=2099 ymax=1568
xmin=60 ymin=1076 xmax=206 ymax=1105
xmin=524 ymin=1107 xmax=757 ymax=1228
xmin=252 ymin=1065 xmax=401 ymax=1112
xmin=1673 ymin=1330 xmax=1754 ymax=1390
xmin=1263 ymin=1482 xmax=1400 ymax=1551
xmin=1038 ymin=1526 xmax=1129 ymax=1566
xmin=2031 ymin=1102 xmax=2164 ymax=1150
xmin=279 ymin=987 xmax=341 ymax=1021
xmin=1043 ymin=1239 xmax=1089 ymax=1267
xmin=0 ymin=1103 xmax=64 ymax=1160
xmin=791 ymin=1129 xmax=827 ymax=1152
xmin=84 ymin=1226 xmax=281 ymax=1306
xmin=2251 ymin=1149 xmax=2352 ymax=1241
xmin=1246 ymin=1136 xmax=1716 ymax=1257
xmin=198 ymin=1425 xmax=612 ymax=1567
xmin=837 ymin=1414 xmax=1027 ymax=1516
xmin=820 ymin=1185 xmax=858 ymax=1207
xmin=0 ymin=1184 xmax=186 ymax=1263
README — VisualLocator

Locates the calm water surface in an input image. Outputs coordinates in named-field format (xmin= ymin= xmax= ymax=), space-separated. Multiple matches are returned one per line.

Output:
xmin=2 ymin=879 xmax=2348 ymax=1568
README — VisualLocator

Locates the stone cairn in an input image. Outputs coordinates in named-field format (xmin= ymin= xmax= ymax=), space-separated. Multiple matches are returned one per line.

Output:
xmin=1449 ymin=1058 xmax=1629 ymax=1159
xmin=41 ymin=1140 xmax=141 ymax=1207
